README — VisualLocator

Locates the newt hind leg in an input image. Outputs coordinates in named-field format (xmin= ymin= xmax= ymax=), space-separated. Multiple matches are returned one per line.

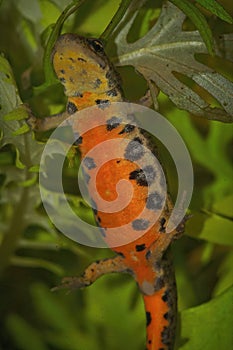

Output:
xmin=52 ymin=255 xmax=129 ymax=292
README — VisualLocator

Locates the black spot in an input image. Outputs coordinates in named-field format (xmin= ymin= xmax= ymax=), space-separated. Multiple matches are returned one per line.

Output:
xmin=74 ymin=136 xmax=83 ymax=146
xmin=74 ymin=91 xmax=83 ymax=98
xmin=116 ymin=160 xmax=121 ymax=164
xmin=99 ymin=227 xmax=106 ymax=237
xmin=124 ymin=138 xmax=144 ymax=161
xmin=117 ymin=251 xmax=125 ymax=258
xmin=145 ymin=250 xmax=151 ymax=260
xmin=95 ymin=99 xmax=110 ymax=109
xmin=162 ymin=290 xmax=169 ymax=303
xmin=154 ymin=277 xmax=164 ymax=291
xmin=106 ymin=88 xmax=118 ymax=97
xmin=90 ymin=199 xmax=98 ymax=213
xmin=161 ymin=326 xmax=171 ymax=346
xmin=106 ymin=116 xmax=121 ymax=131
xmin=146 ymin=311 xmax=152 ymax=326
xmin=60 ymin=69 xmax=65 ymax=74
xmin=132 ymin=219 xmax=149 ymax=231
xmin=78 ymin=57 xmax=87 ymax=62
xmin=106 ymin=71 xmax=115 ymax=88
xmin=118 ymin=124 xmax=135 ymax=135
xmin=83 ymin=171 xmax=90 ymax=184
xmin=68 ymin=57 xmax=75 ymax=62
xmin=83 ymin=157 xmax=96 ymax=170
xmin=135 ymin=244 xmax=146 ymax=252
xmin=163 ymin=312 xmax=169 ymax=320
xmin=97 ymin=216 xmax=101 ymax=223
xmin=159 ymin=348 xmax=165 ymax=350
xmin=67 ymin=101 xmax=78 ymax=114
xmin=59 ymin=77 xmax=66 ymax=83
xmin=159 ymin=217 xmax=166 ymax=233
xmin=148 ymin=340 xmax=152 ymax=344
xmin=94 ymin=78 xmax=102 ymax=88
xmin=143 ymin=165 xmax=156 ymax=185
xmin=162 ymin=289 xmax=175 ymax=309
xmin=146 ymin=192 xmax=163 ymax=211
xmin=129 ymin=169 xmax=147 ymax=187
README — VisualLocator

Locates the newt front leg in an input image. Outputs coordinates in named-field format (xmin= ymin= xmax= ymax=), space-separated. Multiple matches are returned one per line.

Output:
xmin=52 ymin=255 xmax=129 ymax=291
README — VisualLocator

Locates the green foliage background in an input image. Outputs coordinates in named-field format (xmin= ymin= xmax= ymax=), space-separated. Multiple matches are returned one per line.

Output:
xmin=0 ymin=1 xmax=233 ymax=349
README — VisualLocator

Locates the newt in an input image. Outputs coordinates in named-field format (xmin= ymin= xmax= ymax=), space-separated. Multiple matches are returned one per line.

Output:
xmin=28 ymin=33 xmax=185 ymax=350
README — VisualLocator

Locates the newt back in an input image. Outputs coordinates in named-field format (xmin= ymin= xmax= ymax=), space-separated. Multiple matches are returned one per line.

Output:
xmin=49 ymin=33 xmax=182 ymax=350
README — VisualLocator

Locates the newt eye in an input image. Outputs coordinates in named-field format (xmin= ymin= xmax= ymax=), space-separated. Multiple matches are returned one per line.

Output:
xmin=88 ymin=39 xmax=104 ymax=53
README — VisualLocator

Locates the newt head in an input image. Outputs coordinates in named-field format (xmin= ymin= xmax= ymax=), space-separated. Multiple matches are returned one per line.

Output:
xmin=52 ymin=33 xmax=122 ymax=100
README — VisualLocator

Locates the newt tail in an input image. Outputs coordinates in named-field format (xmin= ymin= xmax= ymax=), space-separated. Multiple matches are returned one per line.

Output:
xmin=29 ymin=33 xmax=185 ymax=350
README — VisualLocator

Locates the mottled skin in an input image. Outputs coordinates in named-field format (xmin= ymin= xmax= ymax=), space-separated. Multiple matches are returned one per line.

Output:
xmin=29 ymin=34 xmax=185 ymax=350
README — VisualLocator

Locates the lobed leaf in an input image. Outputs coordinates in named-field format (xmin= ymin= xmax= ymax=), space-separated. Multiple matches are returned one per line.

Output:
xmin=114 ymin=2 xmax=233 ymax=122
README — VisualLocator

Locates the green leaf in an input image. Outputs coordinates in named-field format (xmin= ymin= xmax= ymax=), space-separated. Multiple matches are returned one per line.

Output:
xmin=31 ymin=278 xmax=144 ymax=350
xmin=6 ymin=313 xmax=49 ymax=350
xmin=195 ymin=0 xmax=233 ymax=24
xmin=186 ymin=211 xmax=233 ymax=246
xmin=164 ymin=101 xmax=233 ymax=205
xmin=10 ymin=256 xmax=64 ymax=275
xmin=179 ymin=286 xmax=233 ymax=350
xmin=213 ymin=251 xmax=233 ymax=296
xmin=114 ymin=2 xmax=233 ymax=122
xmin=170 ymin=0 xmax=214 ymax=54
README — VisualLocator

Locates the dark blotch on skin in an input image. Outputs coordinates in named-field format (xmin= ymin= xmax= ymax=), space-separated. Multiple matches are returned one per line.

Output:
xmin=159 ymin=217 xmax=166 ymax=233
xmin=67 ymin=101 xmax=78 ymax=114
xmin=124 ymin=138 xmax=144 ymax=161
xmin=106 ymin=116 xmax=121 ymax=131
xmin=107 ymin=88 xmax=118 ymax=97
xmin=95 ymin=99 xmax=110 ymax=109
xmin=161 ymin=326 xmax=171 ymax=346
xmin=132 ymin=219 xmax=149 ymax=231
xmin=83 ymin=157 xmax=96 ymax=170
xmin=94 ymin=78 xmax=102 ymax=88
xmin=146 ymin=192 xmax=163 ymax=211
xmin=162 ymin=289 xmax=175 ymax=309
xmin=154 ymin=277 xmax=165 ymax=291
xmin=162 ymin=290 xmax=169 ymax=303
xmin=135 ymin=243 xmax=146 ymax=252
xmin=117 ymin=251 xmax=125 ymax=258
xmin=78 ymin=57 xmax=87 ymax=62
xmin=83 ymin=171 xmax=90 ymax=184
xmin=59 ymin=77 xmax=66 ymax=83
xmin=60 ymin=69 xmax=65 ymax=74
xmin=106 ymin=71 xmax=115 ymax=88
xmin=90 ymin=199 xmax=98 ymax=214
xmin=74 ymin=136 xmax=83 ymax=146
xmin=129 ymin=169 xmax=148 ymax=187
xmin=146 ymin=311 xmax=152 ymax=327
xmin=118 ymin=124 xmax=135 ymax=135
xmin=143 ymin=165 xmax=156 ymax=185
xmin=99 ymin=227 xmax=106 ymax=237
